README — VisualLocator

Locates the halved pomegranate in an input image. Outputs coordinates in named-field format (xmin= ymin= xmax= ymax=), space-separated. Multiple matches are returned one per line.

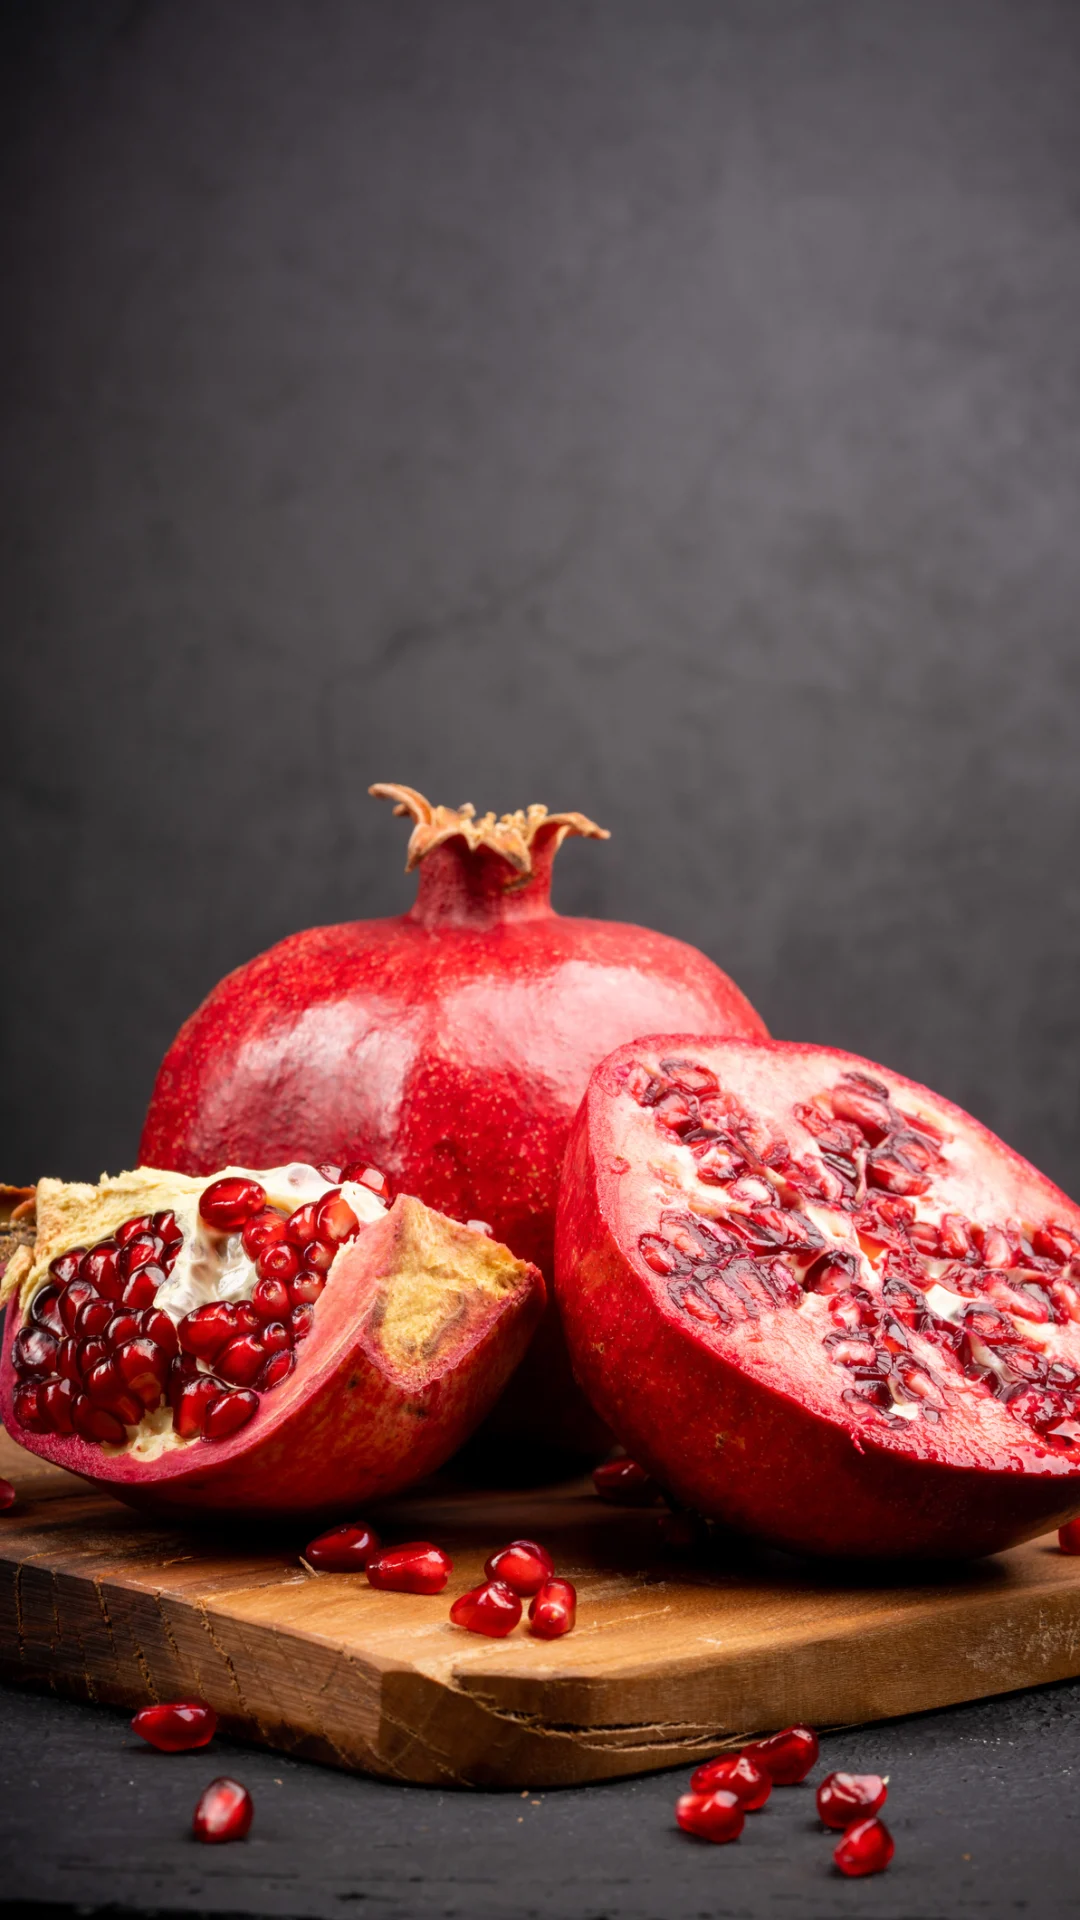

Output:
xmin=0 ymin=1163 xmax=542 ymax=1518
xmin=555 ymin=1038 xmax=1080 ymax=1558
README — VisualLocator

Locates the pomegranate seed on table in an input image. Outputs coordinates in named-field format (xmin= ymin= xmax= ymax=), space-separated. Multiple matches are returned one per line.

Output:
xmin=304 ymin=1522 xmax=381 ymax=1571
xmin=367 ymin=1543 xmax=452 ymax=1594
xmin=192 ymin=1776 xmax=253 ymax=1843
xmin=0 ymin=1477 xmax=15 ymax=1511
xmin=817 ymin=1771 xmax=888 ymax=1828
xmin=527 ymin=1578 xmax=576 ymax=1639
xmin=1058 ymin=1517 xmax=1080 ymax=1553
xmin=199 ymin=1178 xmax=267 ymax=1232
xmin=833 ymin=1815 xmax=894 ymax=1876
xmin=592 ymin=1458 xmax=664 ymax=1506
xmin=484 ymin=1539 xmax=554 ymax=1596
xmin=741 ymin=1725 xmax=819 ymax=1783
xmin=690 ymin=1753 xmax=771 ymax=1808
xmin=450 ymin=1580 xmax=522 ymax=1637
xmin=675 ymin=1789 xmax=745 ymax=1843
xmin=132 ymin=1701 xmax=217 ymax=1751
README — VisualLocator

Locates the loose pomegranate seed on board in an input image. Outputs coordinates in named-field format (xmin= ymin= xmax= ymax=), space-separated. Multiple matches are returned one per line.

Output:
xmin=450 ymin=1580 xmax=522 ymax=1637
xmin=192 ymin=1776 xmax=253 ymax=1843
xmin=484 ymin=1539 xmax=554 ymax=1596
xmin=833 ymin=1815 xmax=894 ymax=1876
xmin=527 ymin=1578 xmax=577 ymax=1639
xmin=0 ymin=1478 xmax=15 ymax=1511
xmin=741 ymin=1725 xmax=819 ymax=1783
xmin=592 ymin=1458 xmax=664 ymax=1506
xmin=132 ymin=1701 xmax=217 ymax=1752
xmin=366 ymin=1543 xmax=452 ymax=1594
xmin=675 ymin=1789 xmax=744 ymax=1843
xmin=690 ymin=1753 xmax=771 ymax=1808
xmin=817 ymin=1771 xmax=888 ymax=1828
xmin=304 ymin=1522 xmax=381 ymax=1571
xmin=1058 ymin=1517 xmax=1080 ymax=1553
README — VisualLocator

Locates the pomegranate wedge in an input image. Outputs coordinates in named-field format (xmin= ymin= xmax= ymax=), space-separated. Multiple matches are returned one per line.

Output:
xmin=555 ymin=1038 xmax=1080 ymax=1558
xmin=0 ymin=1164 xmax=542 ymax=1517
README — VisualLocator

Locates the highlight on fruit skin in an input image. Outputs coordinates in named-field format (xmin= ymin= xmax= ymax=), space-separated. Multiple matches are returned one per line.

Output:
xmin=675 ymin=1788 xmax=745 ymax=1844
xmin=527 ymin=1577 xmax=577 ymax=1639
xmin=132 ymin=1701 xmax=217 ymax=1753
xmin=366 ymin=1542 xmax=452 ymax=1594
xmin=1058 ymin=1517 xmax=1080 ymax=1554
xmin=0 ymin=1164 xmax=544 ymax=1519
xmin=555 ymin=1036 xmax=1080 ymax=1560
xmin=817 ymin=1770 xmax=888 ymax=1829
xmin=192 ymin=1776 xmax=253 ymax=1844
xmin=741 ymin=1725 xmax=819 ymax=1784
xmin=833 ymin=1815 xmax=894 ymax=1877
xmin=689 ymin=1753 xmax=771 ymax=1808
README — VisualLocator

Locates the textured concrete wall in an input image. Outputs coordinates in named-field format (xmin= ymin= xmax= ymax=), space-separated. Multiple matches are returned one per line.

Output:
xmin=3 ymin=0 xmax=1079 ymax=1188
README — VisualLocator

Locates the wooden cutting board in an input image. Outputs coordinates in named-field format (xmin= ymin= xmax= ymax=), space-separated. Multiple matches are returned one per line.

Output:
xmin=1 ymin=1428 xmax=1079 ymax=1789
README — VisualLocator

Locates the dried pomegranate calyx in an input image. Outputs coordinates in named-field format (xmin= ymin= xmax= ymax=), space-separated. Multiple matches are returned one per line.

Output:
xmin=370 ymin=783 xmax=608 ymax=876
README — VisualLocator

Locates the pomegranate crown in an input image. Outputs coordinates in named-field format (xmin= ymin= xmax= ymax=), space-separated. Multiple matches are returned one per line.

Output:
xmin=370 ymin=783 xmax=609 ymax=876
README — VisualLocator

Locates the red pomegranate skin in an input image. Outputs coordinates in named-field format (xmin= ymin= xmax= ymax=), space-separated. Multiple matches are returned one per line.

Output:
xmin=555 ymin=1036 xmax=1080 ymax=1559
xmin=139 ymin=793 xmax=767 ymax=1451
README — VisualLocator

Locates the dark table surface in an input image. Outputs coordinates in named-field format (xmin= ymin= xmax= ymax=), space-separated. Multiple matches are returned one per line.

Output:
xmin=0 ymin=1672 xmax=1073 ymax=1920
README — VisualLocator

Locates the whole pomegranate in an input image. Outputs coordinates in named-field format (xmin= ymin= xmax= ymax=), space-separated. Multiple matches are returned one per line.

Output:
xmin=139 ymin=785 xmax=767 ymax=1452
xmin=556 ymin=1036 xmax=1080 ymax=1557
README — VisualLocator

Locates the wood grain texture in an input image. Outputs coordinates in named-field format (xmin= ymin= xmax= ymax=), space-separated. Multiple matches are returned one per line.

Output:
xmin=1 ymin=1430 xmax=1079 ymax=1789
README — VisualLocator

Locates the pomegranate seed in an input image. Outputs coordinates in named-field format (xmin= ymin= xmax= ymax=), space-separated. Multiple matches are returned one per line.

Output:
xmin=14 ymin=1383 xmax=49 ymax=1432
xmin=484 ymin=1539 xmax=554 ymax=1596
xmin=81 ymin=1243 xmax=121 ymax=1296
xmin=592 ymin=1458 xmax=664 ymax=1506
xmin=833 ymin=1815 xmax=894 ymax=1876
xmin=690 ymin=1754 xmax=772 ymax=1808
xmin=367 ymin=1543 xmax=452 ymax=1594
xmin=527 ymin=1578 xmax=577 ymax=1639
xmin=202 ymin=1389 xmax=259 ymax=1439
xmin=179 ymin=1303 xmax=241 ymax=1361
xmin=450 ymin=1579 xmax=522 ymax=1637
xmin=285 ymin=1202 xmax=319 ymax=1250
xmin=1035 ymin=1222 xmax=1080 ymax=1264
xmin=49 ymin=1248 xmax=85 ymax=1285
xmin=114 ymin=1338 xmax=169 ymax=1409
xmin=85 ymin=1361 xmax=143 ymax=1426
xmin=140 ymin=1308 xmax=180 ymax=1359
xmin=77 ymin=1335 xmax=110 ymax=1376
xmin=255 ymin=1245 xmax=299 ymax=1289
xmin=215 ymin=1336 xmax=266 ymax=1388
xmin=74 ymin=1298 xmax=113 ymax=1338
xmin=115 ymin=1214 xmax=152 ymax=1247
xmin=103 ymin=1311 xmax=141 ymax=1350
xmin=741 ymin=1725 xmax=819 ymax=1784
xmin=288 ymin=1302 xmax=316 ymax=1341
xmin=121 ymin=1265 xmax=164 ymax=1309
xmin=57 ymin=1337 xmax=82 ymax=1383
xmin=304 ymin=1522 xmax=380 ymax=1571
xmin=118 ymin=1235 xmax=163 ymax=1280
xmin=174 ymin=1374 xmax=225 ymax=1440
xmin=0 ymin=1478 xmax=15 ymax=1511
xmin=314 ymin=1188 xmax=360 ymax=1246
xmin=241 ymin=1209 xmax=288 ymax=1259
xmin=289 ymin=1271 xmax=326 ymax=1305
xmin=675 ymin=1789 xmax=745 ymax=1843
xmin=260 ymin=1319 xmax=291 ymax=1354
xmin=1058 ymin=1518 xmax=1080 ymax=1553
xmin=199 ymin=1178 xmax=267 ymax=1233
xmin=256 ymin=1349 xmax=295 ymax=1391
xmin=317 ymin=1163 xmax=343 ymax=1184
xmin=72 ymin=1396 xmax=126 ymax=1444
xmin=58 ymin=1279 xmax=98 ymax=1333
xmin=12 ymin=1326 xmax=59 ymax=1378
xmin=342 ymin=1164 xmax=390 ymax=1201
xmin=192 ymin=1776 xmax=253 ymax=1843
xmin=133 ymin=1700 xmax=217 ymax=1751
xmin=303 ymin=1239 xmax=337 ymax=1275
xmin=817 ymin=1771 xmax=888 ymax=1829
xmin=152 ymin=1209 xmax=180 ymax=1243
xmin=30 ymin=1286 xmax=65 ymax=1336
xmin=41 ymin=1378 xmax=77 ymax=1432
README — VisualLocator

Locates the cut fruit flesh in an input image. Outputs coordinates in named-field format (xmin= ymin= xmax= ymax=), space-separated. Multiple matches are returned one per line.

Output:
xmin=1 ymin=1167 xmax=543 ymax=1518
xmin=555 ymin=1037 xmax=1080 ymax=1558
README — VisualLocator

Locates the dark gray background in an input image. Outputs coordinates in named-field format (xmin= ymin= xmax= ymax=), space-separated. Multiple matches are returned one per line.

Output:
xmin=3 ymin=0 xmax=1079 ymax=1192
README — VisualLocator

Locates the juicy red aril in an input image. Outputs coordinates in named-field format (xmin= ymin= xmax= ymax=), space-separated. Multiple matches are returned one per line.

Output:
xmin=57 ymin=1338 xmax=81 ymax=1382
xmin=42 ymin=1378 xmax=77 ymax=1432
xmin=289 ymin=1271 xmax=326 ymax=1305
xmin=114 ymin=1338 xmax=168 ymax=1409
xmin=118 ymin=1235 xmax=163 ymax=1279
xmin=141 ymin=1308 xmax=180 ymax=1359
xmin=192 ymin=1776 xmax=253 ymax=1843
xmin=115 ymin=1214 xmax=152 ymax=1246
xmin=343 ymin=1164 xmax=390 ymax=1200
xmin=241 ymin=1209 xmax=287 ymax=1259
xmin=77 ymin=1335 xmax=110 ymax=1376
xmin=202 ymin=1390 xmax=259 ymax=1440
xmin=317 ymin=1163 xmax=342 ymax=1184
xmin=305 ymin=1522 xmax=380 ymax=1571
xmin=260 ymin=1320 xmax=291 ymax=1354
xmin=216 ymin=1336 xmax=266 ymax=1387
xmin=0 ymin=1478 xmax=15 ymax=1511
xmin=179 ymin=1303 xmax=242 ymax=1361
xmin=30 ymin=1287 xmax=65 ymax=1336
xmin=74 ymin=1298 xmax=113 ymax=1338
xmin=85 ymin=1360 xmax=143 ymax=1426
xmin=152 ymin=1209 xmax=180 ymax=1243
xmin=483 ymin=1539 xmax=554 ymax=1596
xmin=285 ymin=1203 xmax=319 ymax=1250
xmin=1059 ymin=1518 xmax=1080 ymax=1553
xmin=12 ymin=1326 xmax=59 ymax=1379
xmin=366 ymin=1543 xmax=452 ymax=1594
xmin=592 ymin=1457 xmax=664 ymax=1506
xmin=527 ymin=1578 xmax=576 ymax=1639
xmin=817 ymin=1771 xmax=888 ymax=1829
xmin=256 ymin=1349 xmax=295 ymax=1391
xmin=675 ymin=1790 xmax=744 ymax=1844
xmin=121 ymin=1265 xmax=164 ymax=1309
xmin=741 ymin=1725 xmax=819 ymax=1784
xmin=49 ymin=1249 xmax=85 ymax=1285
xmin=104 ymin=1311 xmax=141 ymax=1349
xmin=132 ymin=1700 xmax=217 ymax=1751
xmin=288 ymin=1303 xmax=315 ymax=1341
xmin=255 ymin=1244 xmax=299 ymax=1289
xmin=80 ymin=1243 xmax=121 ymax=1296
xmin=302 ymin=1239 xmax=337 ymax=1275
xmin=449 ymin=1579 xmax=522 ymax=1637
xmin=72 ymin=1397 xmax=125 ymax=1444
xmin=14 ymin=1384 xmax=49 ymax=1432
xmin=314 ymin=1188 xmax=360 ymax=1246
xmin=690 ymin=1754 xmax=771 ymax=1808
xmin=199 ymin=1178 xmax=267 ymax=1232
xmin=175 ymin=1373 xmax=226 ymax=1439
xmin=58 ymin=1279 xmax=99 ymax=1333
xmin=833 ymin=1816 xmax=894 ymax=1877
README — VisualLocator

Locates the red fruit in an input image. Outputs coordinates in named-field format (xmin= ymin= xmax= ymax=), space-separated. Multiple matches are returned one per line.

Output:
xmin=555 ymin=1037 xmax=1080 ymax=1558
xmin=199 ymin=1178 xmax=266 ymax=1232
xmin=367 ymin=1542 xmax=452 ymax=1594
xmin=30 ymin=1285 xmax=65 ymax=1336
xmin=137 ymin=784 xmax=767 ymax=1454
xmin=449 ymin=1579 xmax=522 ymax=1637
xmin=192 ymin=1776 xmax=253 ymax=1843
xmin=121 ymin=1265 xmax=164 ymax=1309
xmin=690 ymin=1754 xmax=771 ymax=1808
xmin=288 ymin=1271 xmax=326 ymax=1305
xmin=343 ymin=1165 xmax=390 ymax=1201
xmin=49 ymin=1248 xmax=85 ymax=1285
xmin=254 ymin=1246 xmax=299 ymax=1291
xmin=484 ymin=1538 xmax=554 ymax=1596
xmin=118 ymin=1235 xmax=163 ymax=1279
xmin=1059 ymin=1518 xmax=1080 ymax=1553
xmin=241 ymin=1209 xmax=287 ymax=1259
xmin=675 ymin=1790 xmax=744 ymax=1844
xmin=732 ymin=1726 xmax=819 ymax=1785
xmin=285 ymin=1203 xmax=319 ymax=1251
xmin=304 ymin=1522 xmax=380 ymax=1571
xmin=74 ymin=1298 xmax=113 ymax=1338
xmin=527 ymin=1577 xmax=576 ymax=1639
xmin=2 ymin=1187 xmax=541 ymax=1518
xmin=315 ymin=1189 xmax=361 ymax=1246
xmin=0 ymin=1477 xmax=15 ymax=1510
xmin=302 ymin=1239 xmax=337 ymax=1275
xmin=132 ymin=1700 xmax=217 ymax=1751
xmin=834 ymin=1816 xmax=894 ymax=1876
xmin=817 ymin=1771 xmax=888 ymax=1828
xmin=592 ymin=1457 xmax=664 ymax=1506
xmin=116 ymin=1214 xmax=152 ymax=1246
xmin=81 ymin=1243 xmax=121 ymax=1297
